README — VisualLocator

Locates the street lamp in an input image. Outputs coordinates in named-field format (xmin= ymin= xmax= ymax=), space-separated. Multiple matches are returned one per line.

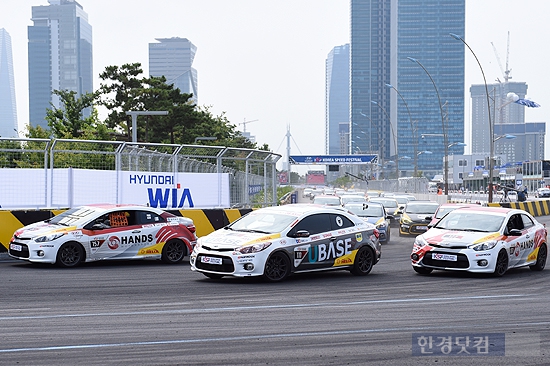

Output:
xmin=371 ymin=100 xmax=399 ymax=179
xmin=449 ymin=33 xmax=495 ymax=202
xmin=386 ymin=84 xmax=417 ymax=177
xmin=407 ymin=57 xmax=449 ymax=195
xmin=126 ymin=110 xmax=169 ymax=142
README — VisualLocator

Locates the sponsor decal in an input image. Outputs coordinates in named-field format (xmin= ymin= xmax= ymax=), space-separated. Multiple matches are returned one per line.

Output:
xmin=355 ymin=233 xmax=363 ymax=243
xmin=38 ymin=244 xmax=54 ymax=248
xmin=138 ymin=243 xmax=163 ymax=256
xmin=509 ymin=239 xmax=534 ymax=256
xmin=121 ymin=234 xmax=154 ymax=245
xmin=307 ymin=238 xmax=352 ymax=263
xmin=527 ymin=246 xmax=539 ymax=262
xmin=335 ymin=216 xmax=343 ymax=227
xmin=90 ymin=239 xmax=105 ymax=248
xmin=294 ymin=245 xmax=310 ymax=267
xmin=107 ymin=236 xmax=120 ymax=250
xmin=333 ymin=250 xmax=357 ymax=267
xmin=147 ymin=188 xmax=194 ymax=208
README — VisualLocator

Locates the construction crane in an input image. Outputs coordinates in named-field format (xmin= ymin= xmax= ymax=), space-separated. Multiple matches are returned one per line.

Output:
xmin=239 ymin=118 xmax=258 ymax=133
xmin=491 ymin=31 xmax=512 ymax=83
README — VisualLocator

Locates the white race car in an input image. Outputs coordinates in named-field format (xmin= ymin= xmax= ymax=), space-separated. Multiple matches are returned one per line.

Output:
xmin=411 ymin=207 xmax=547 ymax=276
xmin=9 ymin=204 xmax=197 ymax=267
xmin=190 ymin=204 xmax=381 ymax=282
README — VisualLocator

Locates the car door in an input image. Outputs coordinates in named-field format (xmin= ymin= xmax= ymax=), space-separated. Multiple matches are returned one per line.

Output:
xmin=92 ymin=210 xmax=144 ymax=260
xmin=287 ymin=213 xmax=333 ymax=271
xmin=506 ymin=214 xmax=535 ymax=268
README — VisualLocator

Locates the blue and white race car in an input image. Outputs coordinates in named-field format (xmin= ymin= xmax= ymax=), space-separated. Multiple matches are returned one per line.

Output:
xmin=190 ymin=204 xmax=381 ymax=282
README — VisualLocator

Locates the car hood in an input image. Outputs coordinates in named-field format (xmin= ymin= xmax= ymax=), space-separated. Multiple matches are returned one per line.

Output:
xmin=421 ymin=228 xmax=503 ymax=246
xmin=403 ymin=212 xmax=433 ymax=223
xmin=13 ymin=221 xmax=76 ymax=239
xmin=200 ymin=229 xmax=282 ymax=249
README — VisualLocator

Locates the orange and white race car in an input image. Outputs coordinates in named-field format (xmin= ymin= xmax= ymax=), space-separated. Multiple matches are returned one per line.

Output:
xmin=411 ymin=206 xmax=547 ymax=276
xmin=9 ymin=204 xmax=197 ymax=267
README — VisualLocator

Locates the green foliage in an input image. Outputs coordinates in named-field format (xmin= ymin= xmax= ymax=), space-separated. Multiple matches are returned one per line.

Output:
xmin=331 ymin=175 xmax=353 ymax=188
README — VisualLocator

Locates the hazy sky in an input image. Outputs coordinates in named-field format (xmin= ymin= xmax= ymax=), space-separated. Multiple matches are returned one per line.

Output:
xmin=2 ymin=0 xmax=549 ymax=170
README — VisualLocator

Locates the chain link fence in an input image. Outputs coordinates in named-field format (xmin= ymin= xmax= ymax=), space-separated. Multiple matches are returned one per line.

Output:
xmin=0 ymin=138 xmax=281 ymax=209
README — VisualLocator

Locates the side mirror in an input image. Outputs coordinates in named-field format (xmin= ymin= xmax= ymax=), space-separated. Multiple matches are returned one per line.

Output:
xmin=91 ymin=223 xmax=104 ymax=230
xmin=508 ymin=229 xmax=522 ymax=237
xmin=386 ymin=214 xmax=394 ymax=220
xmin=292 ymin=230 xmax=311 ymax=238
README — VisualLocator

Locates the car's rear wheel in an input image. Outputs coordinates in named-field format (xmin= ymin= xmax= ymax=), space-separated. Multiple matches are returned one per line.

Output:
xmin=413 ymin=266 xmax=433 ymax=275
xmin=350 ymin=246 xmax=374 ymax=276
xmin=493 ymin=249 xmax=508 ymax=277
xmin=529 ymin=243 xmax=547 ymax=271
xmin=161 ymin=239 xmax=186 ymax=264
xmin=263 ymin=252 xmax=291 ymax=282
xmin=203 ymin=273 xmax=224 ymax=280
xmin=56 ymin=242 xmax=84 ymax=268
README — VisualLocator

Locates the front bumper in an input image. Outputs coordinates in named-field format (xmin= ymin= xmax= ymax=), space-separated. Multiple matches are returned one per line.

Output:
xmin=400 ymin=222 xmax=429 ymax=236
xmin=8 ymin=241 xmax=58 ymax=264
xmin=190 ymin=249 xmax=269 ymax=277
xmin=411 ymin=248 xmax=497 ymax=273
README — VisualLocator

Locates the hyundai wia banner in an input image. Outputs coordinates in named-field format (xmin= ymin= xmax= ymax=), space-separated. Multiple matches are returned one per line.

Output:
xmin=0 ymin=168 xmax=230 ymax=209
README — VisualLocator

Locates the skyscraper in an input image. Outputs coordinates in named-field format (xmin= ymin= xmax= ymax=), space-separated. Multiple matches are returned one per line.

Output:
xmin=28 ymin=0 xmax=93 ymax=129
xmin=350 ymin=0 xmax=465 ymax=177
xmin=0 ymin=28 xmax=18 ymax=137
xmin=149 ymin=37 xmax=198 ymax=103
xmin=471 ymin=81 xmax=545 ymax=163
xmin=325 ymin=44 xmax=350 ymax=155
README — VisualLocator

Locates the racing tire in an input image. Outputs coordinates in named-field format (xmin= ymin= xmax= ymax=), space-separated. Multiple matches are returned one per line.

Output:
xmin=350 ymin=246 xmax=374 ymax=276
xmin=413 ymin=266 xmax=433 ymax=275
xmin=161 ymin=239 xmax=187 ymax=264
xmin=263 ymin=251 xmax=291 ymax=282
xmin=529 ymin=243 xmax=547 ymax=271
xmin=56 ymin=242 xmax=84 ymax=268
xmin=493 ymin=249 xmax=508 ymax=277
xmin=203 ymin=273 xmax=224 ymax=280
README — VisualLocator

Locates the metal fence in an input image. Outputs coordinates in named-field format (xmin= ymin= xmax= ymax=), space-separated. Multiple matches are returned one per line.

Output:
xmin=0 ymin=138 xmax=281 ymax=209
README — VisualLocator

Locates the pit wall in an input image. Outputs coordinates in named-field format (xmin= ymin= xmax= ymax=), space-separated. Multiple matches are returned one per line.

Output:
xmin=0 ymin=208 xmax=252 ymax=253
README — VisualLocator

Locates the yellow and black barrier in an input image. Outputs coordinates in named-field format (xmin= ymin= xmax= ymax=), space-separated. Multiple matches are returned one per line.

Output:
xmin=0 ymin=208 xmax=252 ymax=253
xmin=487 ymin=200 xmax=550 ymax=217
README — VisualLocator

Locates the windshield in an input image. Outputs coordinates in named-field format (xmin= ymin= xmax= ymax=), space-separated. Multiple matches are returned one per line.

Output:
xmin=370 ymin=199 xmax=397 ymax=208
xmin=435 ymin=212 xmax=505 ymax=232
xmin=48 ymin=207 xmax=98 ymax=226
xmin=405 ymin=203 xmax=439 ymax=214
xmin=346 ymin=204 xmax=384 ymax=217
xmin=314 ymin=197 xmax=341 ymax=206
xmin=228 ymin=211 xmax=297 ymax=233
xmin=435 ymin=207 xmax=459 ymax=219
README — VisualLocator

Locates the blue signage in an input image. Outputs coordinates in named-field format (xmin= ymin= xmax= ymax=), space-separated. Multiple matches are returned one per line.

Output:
xmin=289 ymin=155 xmax=377 ymax=165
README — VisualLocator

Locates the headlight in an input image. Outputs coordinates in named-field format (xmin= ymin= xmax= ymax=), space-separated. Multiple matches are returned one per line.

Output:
xmin=376 ymin=221 xmax=387 ymax=229
xmin=469 ymin=241 xmax=497 ymax=251
xmin=35 ymin=233 xmax=65 ymax=242
xmin=414 ymin=235 xmax=428 ymax=248
xmin=401 ymin=216 xmax=412 ymax=224
xmin=237 ymin=242 xmax=272 ymax=254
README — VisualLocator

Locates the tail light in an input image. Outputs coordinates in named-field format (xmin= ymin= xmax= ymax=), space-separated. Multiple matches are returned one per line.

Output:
xmin=186 ymin=224 xmax=196 ymax=234
xmin=373 ymin=229 xmax=380 ymax=239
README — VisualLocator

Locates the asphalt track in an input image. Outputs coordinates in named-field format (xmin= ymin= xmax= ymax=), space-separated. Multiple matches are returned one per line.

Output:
xmin=0 ymin=217 xmax=549 ymax=365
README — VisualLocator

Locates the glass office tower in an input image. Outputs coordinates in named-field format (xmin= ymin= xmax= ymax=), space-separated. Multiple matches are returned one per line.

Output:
xmin=28 ymin=0 xmax=93 ymax=129
xmin=325 ymin=44 xmax=350 ymax=154
xmin=351 ymin=0 xmax=465 ymax=177
xmin=0 ymin=28 xmax=18 ymax=137
xmin=149 ymin=37 xmax=198 ymax=104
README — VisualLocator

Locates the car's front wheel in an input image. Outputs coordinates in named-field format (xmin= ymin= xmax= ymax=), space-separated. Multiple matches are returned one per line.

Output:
xmin=350 ymin=246 xmax=374 ymax=276
xmin=413 ymin=266 xmax=433 ymax=275
xmin=493 ymin=249 xmax=508 ymax=277
xmin=263 ymin=252 xmax=291 ymax=282
xmin=529 ymin=243 xmax=547 ymax=271
xmin=56 ymin=242 xmax=84 ymax=268
xmin=161 ymin=239 xmax=186 ymax=264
